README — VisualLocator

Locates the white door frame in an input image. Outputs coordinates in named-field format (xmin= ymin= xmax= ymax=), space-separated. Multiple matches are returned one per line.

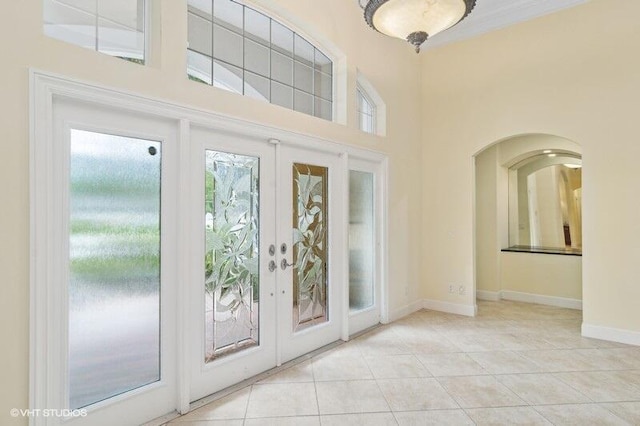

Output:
xmin=30 ymin=70 xmax=389 ymax=421
xmin=188 ymin=125 xmax=278 ymax=402
xmin=31 ymin=97 xmax=180 ymax=426
xmin=347 ymin=157 xmax=386 ymax=335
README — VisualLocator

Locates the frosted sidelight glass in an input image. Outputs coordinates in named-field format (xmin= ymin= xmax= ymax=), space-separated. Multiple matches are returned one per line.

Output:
xmin=68 ymin=130 xmax=161 ymax=409
xmin=292 ymin=163 xmax=328 ymax=332
xmin=349 ymin=171 xmax=375 ymax=311
xmin=205 ymin=151 xmax=260 ymax=362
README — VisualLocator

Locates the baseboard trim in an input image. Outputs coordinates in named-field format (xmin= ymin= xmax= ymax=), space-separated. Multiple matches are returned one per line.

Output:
xmin=500 ymin=290 xmax=582 ymax=310
xmin=423 ymin=299 xmax=476 ymax=317
xmin=388 ymin=300 xmax=424 ymax=322
xmin=582 ymin=323 xmax=640 ymax=347
xmin=476 ymin=290 xmax=501 ymax=301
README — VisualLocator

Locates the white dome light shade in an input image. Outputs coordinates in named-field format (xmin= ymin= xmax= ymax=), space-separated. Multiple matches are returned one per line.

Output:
xmin=364 ymin=0 xmax=476 ymax=52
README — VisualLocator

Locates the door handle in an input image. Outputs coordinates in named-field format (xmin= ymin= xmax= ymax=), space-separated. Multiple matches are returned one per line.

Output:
xmin=268 ymin=260 xmax=277 ymax=272
xmin=280 ymin=259 xmax=294 ymax=270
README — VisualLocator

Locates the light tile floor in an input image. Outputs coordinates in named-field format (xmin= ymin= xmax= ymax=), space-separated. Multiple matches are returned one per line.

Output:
xmin=166 ymin=301 xmax=640 ymax=425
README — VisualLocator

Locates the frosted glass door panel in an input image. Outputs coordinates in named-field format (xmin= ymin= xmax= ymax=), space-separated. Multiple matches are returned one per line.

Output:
xmin=205 ymin=151 xmax=260 ymax=361
xmin=349 ymin=171 xmax=375 ymax=311
xmin=69 ymin=130 xmax=161 ymax=409
xmin=292 ymin=163 xmax=328 ymax=332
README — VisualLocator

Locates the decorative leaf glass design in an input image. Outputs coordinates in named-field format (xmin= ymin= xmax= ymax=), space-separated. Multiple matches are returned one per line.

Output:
xmin=292 ymin=163 xmax=328 ymax=331
xmin=205 ymin=150 xmax=260 ymax=362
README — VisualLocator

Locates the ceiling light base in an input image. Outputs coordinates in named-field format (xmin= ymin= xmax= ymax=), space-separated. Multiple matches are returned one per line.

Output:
xmin=361 ymin=0 xmax=477 ymax=53
xmin=407 ymin=31 xmax=428 ymax=53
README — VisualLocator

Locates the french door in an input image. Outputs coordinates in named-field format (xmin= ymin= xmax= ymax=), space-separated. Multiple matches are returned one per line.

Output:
xmin=277 ymin=145 xmax=345 ymax=363
xmin=189 ymin=129 xmax=344 ymax=400
xmin=188 ymin=127 xmax=277 ymax=401
xmin=33 ymin=74 xmax=386 ymax=425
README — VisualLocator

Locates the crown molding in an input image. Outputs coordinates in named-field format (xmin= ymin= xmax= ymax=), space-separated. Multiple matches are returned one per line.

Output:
xmin=379 ymin=0 xmax=590 ymax=49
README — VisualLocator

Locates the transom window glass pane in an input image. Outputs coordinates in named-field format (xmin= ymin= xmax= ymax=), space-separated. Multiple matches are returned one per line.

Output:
xmin=315 ymin=71 xmax=332 ymax=101
xmin=294 ymin=89 xmax=313 ymax=116
xmin=244 ymin=71 xmax=270 ymax=101
xmin=188 ymin=12 xmax=213 ymax=56
xmin=214 ymin=23 xmax=243 ymax=68
xmin=189 ymin=0 xmax=212 ymax=16
xmin=187 ymin=0 xmax=333 ymax=121
xmin=188 ymin=50 xmax=213 ymax=85
xmin=213 ymin=0 xmax=243 ymax=32
xmin=244 ymin=7 xmax=270 ymax=45
xmin=271 ymin=81 xmax=293 ymax=109
xmin=244 ymin=39 xmax=270 ymax=77
xmin=44 ymin=0 xmax=146 ymax=64
xmin=294 ymin=34 xmax=314 ymax=66
xmin=271 ymin=50 xmax=293 ymax=85
xmin=315 ymin=98 xmax=332 ymax=121
xmin=294 ymin=62 xmax=314 ymax=94
xmin=357 ymin=87 xmax=375 ymax=134
xmin=314 ymin=50 xmax=332 ymax=75
xmin=271 ymin=21 xmax=293 ymax=56
xmin=214 ymin=60 xmax=243 ymax=94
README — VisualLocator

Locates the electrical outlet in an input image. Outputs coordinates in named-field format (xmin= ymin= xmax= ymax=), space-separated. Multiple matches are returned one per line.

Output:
xmin=448 ymin=285 xmax=454 ymax=294
xmin=459 ymin=285 xmax=466 ymax=295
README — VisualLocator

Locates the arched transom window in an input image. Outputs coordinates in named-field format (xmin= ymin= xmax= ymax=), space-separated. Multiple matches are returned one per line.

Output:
xmin=187 ymin=0 xmax=333 ymax=121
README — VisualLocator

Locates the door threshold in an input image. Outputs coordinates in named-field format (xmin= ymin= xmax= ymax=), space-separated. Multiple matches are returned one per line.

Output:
xmin=147 ymin=335 xmax=382 ymax=425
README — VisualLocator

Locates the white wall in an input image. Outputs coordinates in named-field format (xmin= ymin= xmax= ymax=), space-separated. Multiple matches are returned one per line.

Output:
xmin=475 ymin=144 xmax=500 ymax=294
xmin=421 ymin=0 xmax=640 ymax=339
xmin=501 ymin=252 xmax=582 ymax=304
xmin=0 ymin=1 xmax=424 ymax=422
xmin=475 ymin=135 xmax=582 ymax=303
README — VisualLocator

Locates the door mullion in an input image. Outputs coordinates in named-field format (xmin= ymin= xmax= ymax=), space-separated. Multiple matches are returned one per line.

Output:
xmin=273 ymin=140 xmax=283 ymax=368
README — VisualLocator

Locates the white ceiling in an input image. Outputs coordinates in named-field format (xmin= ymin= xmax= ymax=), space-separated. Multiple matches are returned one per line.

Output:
xmin=359 ymin=0 xmax=589 ymax=49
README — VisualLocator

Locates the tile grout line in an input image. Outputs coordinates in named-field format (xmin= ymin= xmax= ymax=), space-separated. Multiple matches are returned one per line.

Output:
xmin=169 ymin=301 xmax=640 ymax=424
xmin=241 ymin=381 xmax=252 ymax=424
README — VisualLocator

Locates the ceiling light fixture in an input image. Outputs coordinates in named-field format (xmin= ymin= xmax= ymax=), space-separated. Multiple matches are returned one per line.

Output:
xmin=360 ymin=0 xmax=477 ymax=53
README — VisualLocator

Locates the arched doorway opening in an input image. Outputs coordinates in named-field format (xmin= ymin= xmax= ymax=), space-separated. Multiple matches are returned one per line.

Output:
xmin=474 ymin=134 xmax=582 ymax=312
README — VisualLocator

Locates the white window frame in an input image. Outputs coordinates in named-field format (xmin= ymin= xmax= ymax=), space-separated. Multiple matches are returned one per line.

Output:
xmin=30 ymin=78 xmax=181 ymax=426
xmin=345 ymin=156 xmax=388 ymax=336
xmin=186 ymin=0 xmax=348 ymax=125
xmin=357 ymin=84 xmax=376 ymax=134
xmin=356 ymin=70 xmax=386 ymax=137
xmin=43 ymin=0 xmax=150 ymax=64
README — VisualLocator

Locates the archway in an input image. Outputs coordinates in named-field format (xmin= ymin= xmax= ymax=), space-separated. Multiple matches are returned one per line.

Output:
xmin=474 ymin=134 xmax=583 ymax=312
